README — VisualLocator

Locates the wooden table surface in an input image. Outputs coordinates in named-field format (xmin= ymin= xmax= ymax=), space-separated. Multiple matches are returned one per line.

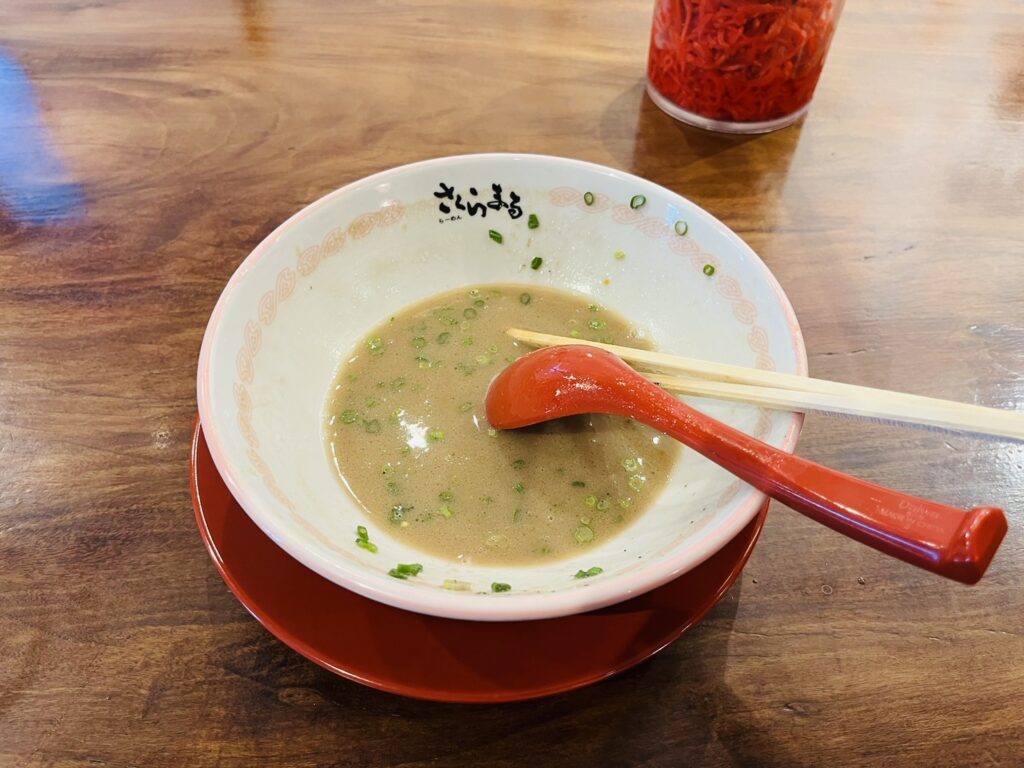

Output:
xmin=1 ymin=1 xmax=1022 ymax=765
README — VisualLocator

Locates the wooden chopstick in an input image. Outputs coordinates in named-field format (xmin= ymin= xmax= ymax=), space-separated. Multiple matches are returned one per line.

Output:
xmin=507 ymin=328 xmax=1024 ymax=441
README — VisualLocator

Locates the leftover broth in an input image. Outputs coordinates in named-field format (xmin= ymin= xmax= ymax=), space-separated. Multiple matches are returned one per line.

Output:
xmin=324 ymin=284 xmax=680 ymax=565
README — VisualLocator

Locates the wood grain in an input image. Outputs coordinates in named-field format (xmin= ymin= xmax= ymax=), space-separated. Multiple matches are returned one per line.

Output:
xmin=0 ymin=0 xmax=1021 ymax=765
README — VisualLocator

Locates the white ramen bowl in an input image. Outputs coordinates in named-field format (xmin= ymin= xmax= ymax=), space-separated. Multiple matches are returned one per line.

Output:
xmin=197 ymin=154 xmax=807 ymax=621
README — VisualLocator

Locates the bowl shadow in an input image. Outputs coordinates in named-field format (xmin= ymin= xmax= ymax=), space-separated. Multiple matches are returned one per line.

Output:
xmin=597 ymin=80 xmax=805 ymax=202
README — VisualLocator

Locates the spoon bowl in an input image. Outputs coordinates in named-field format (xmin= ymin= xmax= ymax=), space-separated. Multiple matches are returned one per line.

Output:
xmin=486 ymin=345 xmax=1008 ymax=584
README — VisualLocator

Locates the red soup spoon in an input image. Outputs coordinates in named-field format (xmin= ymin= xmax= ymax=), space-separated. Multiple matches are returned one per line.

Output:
xmin=485 ymin=345 xmax=1007 ymax=584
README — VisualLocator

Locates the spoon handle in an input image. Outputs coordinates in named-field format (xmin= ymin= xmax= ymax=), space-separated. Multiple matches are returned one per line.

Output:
xmin=628 ymin=383 xmax=1007 ymax=584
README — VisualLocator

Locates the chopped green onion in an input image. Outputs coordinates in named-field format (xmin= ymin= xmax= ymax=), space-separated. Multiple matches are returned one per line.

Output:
xmin=584 ymin=495 xmax=598 ymax=508
xmin=386 ymin=480 xmax=400 ymax=495
xmin=512 ymin=459 xmax=526 ymax=470
xmin=514 ymin=482 xmax=525 ymax=494
xmin=675 ymin=220 xmax=689 ymax=236
xmin=390 ymin=504 xmax=411 ymax=522
xmin=488 ymin=229 xmax=503 ymax=244
xmin=574 ymin=525 xmax=594 ymax=543
xmin=618 ymin=498 xmax=632 ymax=509
xmin=463 ymin=307 xmax=477 ymax=319
xmin=527 ymin=213 xmax=539 ymax=229
xmin=703 ymin=263 xmax=716 ymax=277
xmin=475 ymin=354 xmax=490 ymax=365
xmin=512 ymin=508 xmax=524 ymax=523
xmin=629 ymin=475 xmax=646 ymax=492
xmin=340 ymin=409 xmax=359 ymax=425
xmin=414 ymin=355 xmax=432 ymax=369
xmin=428 ymin=430 xmax=445 ymax=442
xmin=487 ymin=427 xmax=498 ymax=437
xmin=411 ymin=336 xmax=426 ymax=349
xmin=436 ymin=332 xmax=451 ymax=345
xmin=390 ymin=377 xmax=406 ymax=390
xmin=462 ymin=336 xmax=474 ymax=346
xmin=443 ymin=579 xmax=471 ymax=591
xmin=530 ymin=256 xmax=543 ymax=270
xmin=588 ymin=303 xmax=601 ymax=312
xmin=381 ymin=464 xmax=394 ymax=477
xmin=574 ymin=566 xmax=603 ymax=579
xmin=354 ymin=526 xmax=377 ymax=552
xmin=388 ymin=408 xmax=403 ymax=425
xmin=622 ymin=457 xmax=639 ymax=473
xmin=629 ymin=194 xmax=646 ymax=209
xmin=491 ymin=582 xmax=512 ymax=593
xmin=569 ymin=329 xmax=582 ymax=339
xmin=367 ymin=336 xmax=384 ymax=354
xmin=583 ymin=191 xmax=595 ymax=206
xmin=439 ymin=504 xmax=454 ymax=519
xmin=587 ymin=318 xmax=606 ymax=330
xmin=473 ymin=298 xmax=486 ymax=308
xmin=519 ymin=292 xmax=532 ymax=305
xmin=439 ymin=490 xmax=454 ymax=502
xmin=355 ymin=525 xmax=379 ymax=553
xmin=596 ymin=499 xmax=610 ymax=511
xmin=571 ymin=480 xmax=586 ymax=488
xmin=364 ymin=419 xmax=382 ymax=434
xmin=614 ymin=250 xmax=626 ymax=260
xmin=365 ymin=397 xmax=377 ymax=408
xmin=388 ymin=562 xmax=423 ymax=579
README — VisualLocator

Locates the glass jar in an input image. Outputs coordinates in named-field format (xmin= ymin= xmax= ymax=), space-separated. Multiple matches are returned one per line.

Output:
xmin=646 ymin=0 xmax=845 ymax=134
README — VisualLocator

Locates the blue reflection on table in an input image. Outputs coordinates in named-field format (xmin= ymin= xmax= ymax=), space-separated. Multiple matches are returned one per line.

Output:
xmin=0 ymin=51 xmax=85 ymax=225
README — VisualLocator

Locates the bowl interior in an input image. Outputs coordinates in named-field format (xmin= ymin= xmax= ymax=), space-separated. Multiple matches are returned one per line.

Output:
xmin=198 ymin=154 xmax=806 ymax=621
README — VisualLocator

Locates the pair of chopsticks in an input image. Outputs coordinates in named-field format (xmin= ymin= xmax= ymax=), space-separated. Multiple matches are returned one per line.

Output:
xmin=507 ymin=329 xmax=1024 ymax=442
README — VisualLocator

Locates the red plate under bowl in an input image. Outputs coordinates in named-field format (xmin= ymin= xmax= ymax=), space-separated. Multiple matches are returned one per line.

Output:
xmin=191 ymin=418 xmax=767 ymax=703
